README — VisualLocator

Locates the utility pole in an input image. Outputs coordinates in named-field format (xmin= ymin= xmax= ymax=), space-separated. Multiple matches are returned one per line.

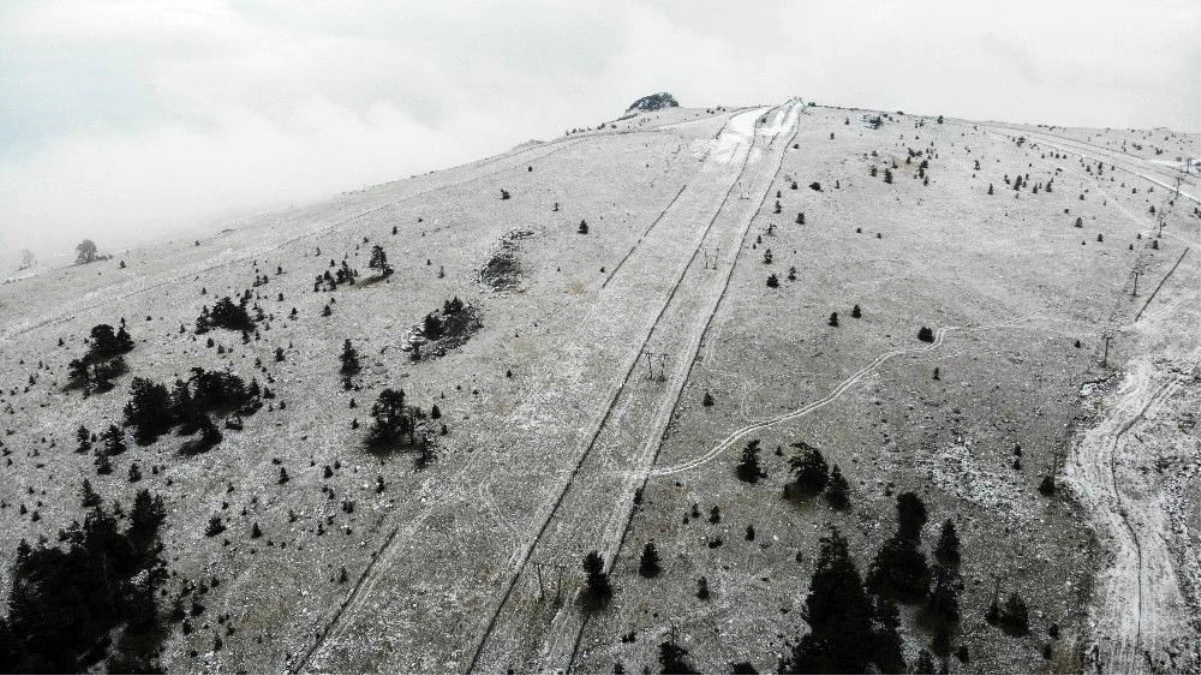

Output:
xmin=643 ymin=352 xmax=656 ymax=380
xmin=533 ymin=562 xmax=545 ymax=601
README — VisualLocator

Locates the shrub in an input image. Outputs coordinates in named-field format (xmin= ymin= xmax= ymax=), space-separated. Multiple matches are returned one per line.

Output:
xmin=639 ymin=542 xmax=662 ymax=578
xmin=787 ymin=442 xmax=828 ymax=497
xmin=736 ymin=439 xmax=763 ymax=483
xmin=917 ymin=326 xmax=935 ymax=343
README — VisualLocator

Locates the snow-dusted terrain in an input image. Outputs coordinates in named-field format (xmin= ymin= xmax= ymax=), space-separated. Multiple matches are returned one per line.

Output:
xmin=1 ymin=98 xmax=1199 ymax=674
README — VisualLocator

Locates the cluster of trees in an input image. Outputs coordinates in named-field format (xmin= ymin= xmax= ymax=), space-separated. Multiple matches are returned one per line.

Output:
xmin=195 ymin=295 xmax=256 ymax=333
xmin=784 ymin=442 xmax=850 ymax=510
xmin=364 ymin=388 xmax=437 ymax=463
xmin=313 ymin=259 xmax=360 ymax=292
xmin=415 ymin=297 xmax=471 ymax=354
xmin=124 ymin=368 xmax=263 ymax=446
xmin=781 ymin=527 xmax=905 ymax=672
xmin=0 ymin=488 xmax=168 ymax=672
xmin=864 ymin=494 xmax=966 ymax=661
xmin=67 ymin=323 xmax=135 ymax=395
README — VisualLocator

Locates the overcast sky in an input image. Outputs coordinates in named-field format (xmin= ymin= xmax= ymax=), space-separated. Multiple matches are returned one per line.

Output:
xmin=2 ymin=0 xmax=1198 ymax=266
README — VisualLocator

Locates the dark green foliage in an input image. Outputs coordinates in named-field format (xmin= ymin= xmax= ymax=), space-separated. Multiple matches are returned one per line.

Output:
xmin=927 ymin=564 xmax=961 ymax=627
xmin=196 ymin=296 xmax=254 ymax=333
xmin=639 ymin=542 xmax=662 ymax=578
xmin=87 ymin=324 xmax=135 ymax=361
xmin=365 ymin=388 xmax=421 ymax=450
xmin=368 ymin=245 xmax=392 ymax=277
xmin=786 ymin=442 xmax=828 ymax=498
xmin=578 ymin=220 xmax=589 ymax=234
xmin=825 ymin=465 xmax=850 ymax=510
xmin=766 ymin=274 xmax=779 ymax=288
xmin=934 ymin=520 xmax=960 ymax=565
xmin=123 ymin=377 xmax=174 ymax=445
xmin=340 ymin=339 xmax=361 ymax=378
xmin=917 ymin=326 xmax=935 ymax=343
xmin=999 ymin=593 xmax=1030 ymax=636
xmin=658 ymin=639 xmax=698 ymax=674
xmin=75 ymin=238 xmax=99 ymax=265
xmin=582 ymin=551 xmax=613 ymax=610
xmin=101 ymin=424 xmax=127 ymax=457
xmin=851 ymin=304 xmax=861 ymax=318
xmin=80 ymin=479 xmax=101 ymax=508
xmin=866 ymin=535 xmax=930 ymax=604
xmin=828 ymin=312 xmax=839 ymax=327
xmin=782 ymin=527 xmax=900 ymax=673
xmin=0 ymin=491 xmax=167 ymax=673
xmin=67 ymin=325 xmax=133 ymax=394
xmin=870 ymin=597 xmax=906 ymax=673
xmin=735 ymin=439 xmax=763 ymax=483
xmin=205 ymin=516 xmax=225 ymax=537
xmin=896 ymin=492 xmax=928 ymax=540
xmin=1039 ymin=476 xmax=1056 ymax=496
xmin=423 ymin=313 xmax=444 ymax=340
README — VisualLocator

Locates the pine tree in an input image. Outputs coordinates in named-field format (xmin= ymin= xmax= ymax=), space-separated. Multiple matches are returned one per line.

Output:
xmin=896 ymin=492 xmax=928 ymax=541
xmin=781 ymin=527 xmax=878 ymax=673
xmin=766 ymin=274 xmax=779 ymax=288
xmin=340 ymin=339 xmax=361 ymax=378
xmin=696 ymin=577 xmax=710 ymax=600
xmin=582 ymin=551 xmax=613 ymax=609
xmin=368 ymin=245 xmax=393 ymax=277
xmin=639 ymin=542 xmax=662 ymax=578
xmin=825 ymin=465 xmax=850 ymax=510
xmin=999 ymin=593 xmax=1030 ymax=636
xmin=735 ymin=439 xmax=763 ymax=483
xmin=928 ymin=564 xmax=961 ymax=627
xmin=658 ymin=639 xmax=698 ymax=674
xmin=851 ymin=304 xmax=862 ymax=318
xmin=578 ymin=220 xmax=589 ymax=234
xmin=934 ymin=519 xmax=960 ymax=565
xmin=787 ymin=443 xmax=829 ymax=497
xmin=828 ymin=312 xmax=839 ymax=327
xmin=80 ymin=479 xmax=102 ymax=508
xmin=866 ymin=535 xmax=930 ymax=604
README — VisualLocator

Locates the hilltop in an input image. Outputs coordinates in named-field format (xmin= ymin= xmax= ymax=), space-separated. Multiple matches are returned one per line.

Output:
xmin=1 ymin=99 xmax=1199 ymax=674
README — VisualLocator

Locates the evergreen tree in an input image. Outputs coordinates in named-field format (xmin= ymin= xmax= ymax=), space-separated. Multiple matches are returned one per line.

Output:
xmin=781 ymin=527 xmax=877 ymax=673
xmin=934 ymin=520 xmax=960 ymax=565
xmin=927 ymin=564 xmax=961 ymax=627
xmin=851 ymin=304 xmax=862 ymax=318
xmin=917 ymin=326 xmax=935 ymax=343
xmin=123 ymin=377 xmax=174 ymax=445
xmin=866 ymin=535 xmax=930 ymax=604
xmin=368 ymin=245 xmax=393 ymax=277
xmin=735 ymin=439 xmax=763 ymax=483
xmin=582 ymin=551 xmax=613 ymax=609
xmin=870 ymin=597 xmax=907 ymax=673
xmin=825 ymin=465 xmax=850 ymax=510
xmin=896 ymin=492 xmax=928 ymax=541
xmin=340 ymin=339 xmax=362 ymax=378
xmin=787 ymin=443 xmax=829 ymax=497
xmin=639 ymin=542 xmax=662 ymax=578
xmin=999 ymin=593 xmax=1030 ymax=636
xmin=658 ymin=639 xmax=698 ymax=674
xmin=366 ymin=388 xmax=415 ymax=450
xmin=101 ymin=424 xmax=126 ymax=456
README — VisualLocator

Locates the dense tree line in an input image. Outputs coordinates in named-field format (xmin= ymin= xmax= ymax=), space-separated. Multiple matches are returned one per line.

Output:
xmin=0 ymin=488 xmax=168 ymax=672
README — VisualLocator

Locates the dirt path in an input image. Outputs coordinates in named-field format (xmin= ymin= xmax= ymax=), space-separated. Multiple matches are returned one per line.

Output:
xmin=973 ymin=120 xmax=1201 ymax=673
xmin=464 ymin=101 xmax=803 ymax=674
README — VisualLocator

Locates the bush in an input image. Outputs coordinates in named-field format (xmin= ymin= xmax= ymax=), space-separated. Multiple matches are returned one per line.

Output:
xmin=639 ymin=542 xmax=662 ymax=578
xmin=917 ymin=326 xmax=935 ymax=343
